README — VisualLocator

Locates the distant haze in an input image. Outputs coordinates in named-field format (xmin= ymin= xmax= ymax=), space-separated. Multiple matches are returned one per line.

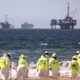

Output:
xmin=0 ymin=0 xmax=80 ymax=29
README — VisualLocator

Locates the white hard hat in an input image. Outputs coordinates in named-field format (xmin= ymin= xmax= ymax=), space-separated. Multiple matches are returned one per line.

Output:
xmin=52 ymin=53 xmax=56 ymax=57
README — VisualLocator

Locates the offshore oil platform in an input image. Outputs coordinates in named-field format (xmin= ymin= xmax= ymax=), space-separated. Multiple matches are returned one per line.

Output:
xmin=50 ymin=3 xmax=77 ymax=29
xmin=0 ymin=15 xmax=13 ymax=29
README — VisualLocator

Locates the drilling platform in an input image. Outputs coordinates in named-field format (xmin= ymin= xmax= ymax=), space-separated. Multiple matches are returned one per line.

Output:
xmin=50 ymin=3 xmax=77 ymax=29
xmin=0 ymin=15 xmax=13 ymax=29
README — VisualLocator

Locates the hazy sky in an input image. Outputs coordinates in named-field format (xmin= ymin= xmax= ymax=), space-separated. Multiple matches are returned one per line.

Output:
xmin=0 ymin=0 xmax=80 ymax=29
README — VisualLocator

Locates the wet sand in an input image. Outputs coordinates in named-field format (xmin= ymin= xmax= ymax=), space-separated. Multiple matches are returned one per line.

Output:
xmin=26 ymin=77 xmax=80 ymax=80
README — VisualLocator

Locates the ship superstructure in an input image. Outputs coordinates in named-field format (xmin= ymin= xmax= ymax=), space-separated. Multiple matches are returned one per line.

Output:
xmin=21 ymin=22 xmax=34 ymax=29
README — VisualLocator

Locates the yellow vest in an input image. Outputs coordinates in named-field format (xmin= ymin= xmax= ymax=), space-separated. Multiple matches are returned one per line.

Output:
xmin=77 ymin=59 xmax=80 ymax=66
xmin=0 ymin=56 xmax=7 ymax=67
xmin=69 ymin=60 xmax=79 ymax=74
xmin=18 ymin=58 xmax=28 ymax=67
xmin=49 ymin=58 xmax=59 ymax=69
xmin=37 ymin=56 xmax=48 ymax=70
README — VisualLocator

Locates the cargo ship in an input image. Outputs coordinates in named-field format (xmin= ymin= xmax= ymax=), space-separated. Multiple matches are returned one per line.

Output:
xmin=21 ymin=22 xmax=34 ymax=29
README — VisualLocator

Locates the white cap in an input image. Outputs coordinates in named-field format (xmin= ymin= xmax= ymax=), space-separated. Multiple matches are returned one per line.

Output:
xmin=72 ymin=56 xmax=77 ymax=60
xmin=3 ymin=53 xmax=7 ymax=57
xmin=52 ymin=53 xmax=56 ymax=57
xmin=44 ymin=51 xmax=48 ymax=53
xmin=41 ymin=55 xmax=44 ymax=58
xmin=7 ymin=52 xmax=11 ymax=55
xmin=76 ymin=50 xmax=80 ymax=53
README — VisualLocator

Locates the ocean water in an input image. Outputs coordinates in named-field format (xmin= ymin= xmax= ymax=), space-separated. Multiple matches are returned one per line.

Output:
xmin=0 ymin=29 xmax=80 ymax=63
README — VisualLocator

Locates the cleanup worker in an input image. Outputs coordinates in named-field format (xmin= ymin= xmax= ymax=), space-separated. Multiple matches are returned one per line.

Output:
xmin=72 ymin=50 xmax=80 ymax=60
xmin=0 ymin=54 xmax=10 ymax=80
xmin=49 ymin=53 xmax=59 ymax=79
xmin=6 ymin=52 xmax=12 ymax=68
xmin=6 ymin=52 xmax=13 ymax=79
xmin=16 ymin=54 xmax=28 ymax=80
xmin=69 ymin=56 xmax=79 ymax=79
xmin=77 ymin=54 xmax=80 ymax=74
xmin=37 ymin=51 xmax=49 ymax=77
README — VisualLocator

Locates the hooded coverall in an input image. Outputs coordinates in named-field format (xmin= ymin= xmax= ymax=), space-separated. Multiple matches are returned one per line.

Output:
xmin=16 ymin=54 xmax=28 ymax=80
xmin=37 ymin=55 xmax=49 ymax=77
xmin=0 ymin=54 xmax=10 ymax=80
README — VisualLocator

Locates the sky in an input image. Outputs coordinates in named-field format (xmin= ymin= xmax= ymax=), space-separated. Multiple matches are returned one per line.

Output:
xmin=0 ymin=0 xmax=80 ymax=29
